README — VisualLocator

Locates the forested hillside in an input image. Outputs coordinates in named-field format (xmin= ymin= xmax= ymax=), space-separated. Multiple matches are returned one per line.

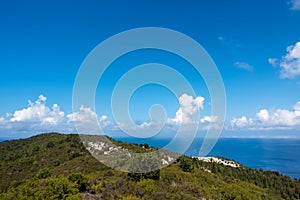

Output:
xmin=0 ymin=133 xmax=299 ymax=199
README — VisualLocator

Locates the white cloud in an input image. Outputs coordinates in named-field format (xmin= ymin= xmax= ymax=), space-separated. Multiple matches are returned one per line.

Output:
xmin=0 ymin=95 xmax=74 ymax=135
xmin=290 ymin=0 xmax=300 ymax=10
xmin=268 ymin=58 xmax=278 ymax=67
xmin=100 ymin=115 xmax=108 ymax=121
xmin=199 ymin=115 xmax=221 ymax=130
xmin=67 ymin=106 xmax=109 ymax=126
xmin=256 ymin=109 xmax=270 ymax=122
xmin=38 ymin=94 xmax=47 ymax=102
xmin=67 ymin=106 xmax=110 ymax=134
xmin=294 ymin=101 xmax=300 ymax=111
xmin=234 ymin=62 xmax=254 ymax=71
xmin=286 ymin=42 xmax=300 ymax=59
xmin=0 ymin=117 xmax=5 ymax=123
xmin=3 ymin=94 xmax=299 ymax=136
xmin=115 ymin=94 xmax=220 ymax=133
xmin=230 ymin=116 xmax=250 ymax=128
xmin=3 ymin=94 xmax=206 ymax=136
xmin=200 ymin=115 xmax=218 ymax=123
xmin=7 ymin=95 xmax=111 ymax=130
xmin=113 ymin=94 xmax=209 ymax=135
xmin=168 ymin=93 xmax=205 ymax=124
xmin=10 ymin=94 xmax=64 ymax=125
xmin=67 ymin=106 xmax=97 ymax=123
xmin=269 ymin=42 xmax=300 ymax=79
xmin=0 ymin=95 xmax=113 ymax=136
xmin=256 ymin=107 xmax=300 ymax=127
xmin=230 ymin=101 xmax=300 ymax=130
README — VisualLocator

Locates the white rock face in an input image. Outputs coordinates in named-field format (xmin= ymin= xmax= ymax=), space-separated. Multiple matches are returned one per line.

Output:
xmin=195 ymin=156 xmax=240 ymax=168
xmin=85 ymin=141 xmax=175 ymax=166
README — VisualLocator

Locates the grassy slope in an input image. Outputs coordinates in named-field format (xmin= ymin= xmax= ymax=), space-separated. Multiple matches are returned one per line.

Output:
xmin=0 ymin=133 xmax=299 ymax=199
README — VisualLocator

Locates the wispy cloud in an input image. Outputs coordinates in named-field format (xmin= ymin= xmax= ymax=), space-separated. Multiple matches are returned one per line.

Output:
xmin=217 ymin=36 xmax=242 ymax=53
xmin=289 ymin=0 xmax=300 ymax=10
xmin=269 ymin=42 xmax=300 ymax=79
xmin=234 ymin=62 xmax=254 ymax=71
xmin=268 ymin=58 xmax=279 ymax=67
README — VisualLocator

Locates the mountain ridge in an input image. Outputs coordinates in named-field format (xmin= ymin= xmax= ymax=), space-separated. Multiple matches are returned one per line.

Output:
xmin=1 ymin=132 xmax=299 ymax=199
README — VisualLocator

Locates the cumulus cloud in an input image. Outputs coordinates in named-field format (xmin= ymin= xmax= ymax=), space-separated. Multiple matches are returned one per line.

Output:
xmin=256 ymin=109 xmax=270 ymax=122
xmin=117 ymin=94 xmax=221 ymax=133
xmin=269 ymin=42 xmax=300 ymax=79
xmin=112 ymin=94 xmax=213 ymax=136
xmin=1 ymin=94 xmax=206 ymax=136
xmin=100 ymin=115 xmax=108 ymax=121
xmin=3 ymin=94 xmax=299 ymax=136
xmin=67 ymin=106 xmax=97 ymax=123
xmin=67 ymin=106 xmax=110 ymax=134
xmin=290 ymin=0 xmax=300 ymax=10
xmin=200 ymin=116 xmax=218 ymax=123
xmin=168 ymin=94 xmax=205 ymax=124
xmin=234 ymin=62 xmax=254 ymax=71
xmin=256 ymin=106 xmax=300 ymax=127
xmin=230 ymin=116 xmax=251 ymax=129
xmin=199 ymin=115 xmax=221 ymax=130
xmin=0 ymin=117 xmax=5 ymax=123
xmin=0 ymin=95 xmax=112 ymax=135
xmin=0 ymin=93 xmax=226 ymax=137
xmin=0 ymin=95 xmax=73 ymax=135
xmin=230 ymin=101 xmax=300 ymax=130
xmin=294 ymin=101 xmax=300 ymax=111
xmin=10 ymin=95 xmax=64 ymax=125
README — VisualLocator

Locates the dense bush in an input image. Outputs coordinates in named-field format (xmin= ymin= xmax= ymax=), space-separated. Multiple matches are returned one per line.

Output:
xmin=1 ymin=133 xmax=299 ymax=199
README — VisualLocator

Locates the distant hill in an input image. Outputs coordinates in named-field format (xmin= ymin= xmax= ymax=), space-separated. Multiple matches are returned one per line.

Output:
xmin=0 ymin=133 xmax=299 ymax=199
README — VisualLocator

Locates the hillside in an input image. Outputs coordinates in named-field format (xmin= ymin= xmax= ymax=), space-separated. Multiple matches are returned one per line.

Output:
xmin=0 ymin=133 xmax=300 ymax=199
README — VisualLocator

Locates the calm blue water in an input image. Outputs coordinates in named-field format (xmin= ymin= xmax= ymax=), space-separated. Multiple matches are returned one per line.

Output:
xmin=116 ymin=137 xmax=300 ymax=178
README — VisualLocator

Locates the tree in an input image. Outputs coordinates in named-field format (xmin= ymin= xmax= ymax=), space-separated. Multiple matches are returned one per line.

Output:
xmin=68 ymin=173 xmax=88 ymax=192
xmin=178 ymin=156 xmax=194 ymax=172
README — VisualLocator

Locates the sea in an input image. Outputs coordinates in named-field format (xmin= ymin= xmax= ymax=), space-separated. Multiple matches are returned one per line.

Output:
xmin=115 ymin=137 xmax=300 ymax=179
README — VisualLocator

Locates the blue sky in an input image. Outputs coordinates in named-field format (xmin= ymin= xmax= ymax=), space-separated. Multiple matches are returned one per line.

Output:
xmin=1 ymin=0 xmax=300 ymax=139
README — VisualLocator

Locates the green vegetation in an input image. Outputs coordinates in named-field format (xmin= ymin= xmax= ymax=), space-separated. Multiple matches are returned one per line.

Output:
xmin=0 ymin=133 xmax=299 ymax=199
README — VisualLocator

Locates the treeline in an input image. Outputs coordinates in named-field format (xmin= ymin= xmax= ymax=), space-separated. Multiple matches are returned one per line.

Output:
xmin=0 ymin=133 xmax=299 ymax=199
xmin=0 ymin=164 xmax=269 ymax=200
xmin=177 ymin=156 xmax=300 ymax=199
